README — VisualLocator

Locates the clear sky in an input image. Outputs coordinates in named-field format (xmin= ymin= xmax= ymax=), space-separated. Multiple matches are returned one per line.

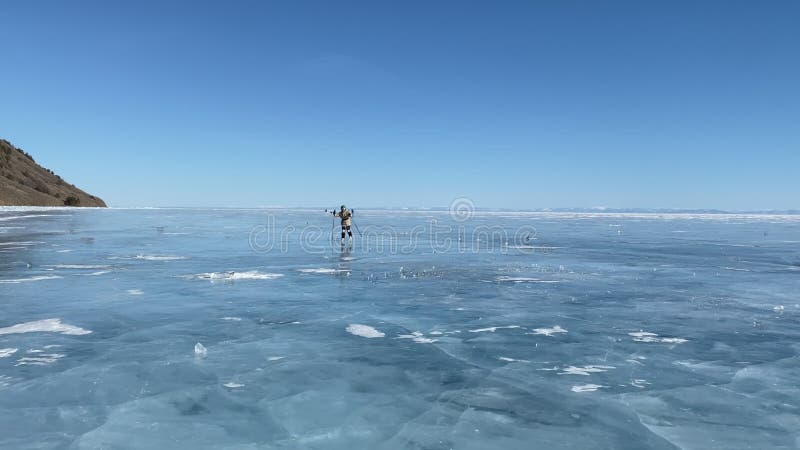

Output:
xmin=1 ymin=1 xmax=798 ymax=210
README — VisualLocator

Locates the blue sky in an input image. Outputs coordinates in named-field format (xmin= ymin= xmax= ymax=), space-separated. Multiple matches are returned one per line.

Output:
xmin=1 ymin=1 xmax=798 ymax=209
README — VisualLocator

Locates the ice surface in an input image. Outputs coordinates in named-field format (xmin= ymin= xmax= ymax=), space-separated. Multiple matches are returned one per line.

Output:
xmin=1 ymin=207 xmax=799 ymax=449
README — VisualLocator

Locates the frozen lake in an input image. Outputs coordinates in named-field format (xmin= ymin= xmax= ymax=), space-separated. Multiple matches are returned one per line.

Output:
xmin=0 ymin=208 xmax=798 ymax=449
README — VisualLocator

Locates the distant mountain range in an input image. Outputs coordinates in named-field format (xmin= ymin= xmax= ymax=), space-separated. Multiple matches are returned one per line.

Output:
xmin=0 ymin=139 xmax=106 ymax=207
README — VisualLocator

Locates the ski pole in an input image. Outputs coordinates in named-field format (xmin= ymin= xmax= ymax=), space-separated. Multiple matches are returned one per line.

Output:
xmin=325 ymin=209 xmax=336 ymax=241
xmin=352 ymin=209 xmax=363 ymax=237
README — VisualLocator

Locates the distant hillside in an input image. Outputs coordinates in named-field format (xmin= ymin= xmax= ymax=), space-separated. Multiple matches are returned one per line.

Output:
xmin=0 ymin=139 xmax=106 ymax=207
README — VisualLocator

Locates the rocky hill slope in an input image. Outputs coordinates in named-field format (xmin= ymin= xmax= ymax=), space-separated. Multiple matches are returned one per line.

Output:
xmin=0 ymin=139 xmax=106 ymax=207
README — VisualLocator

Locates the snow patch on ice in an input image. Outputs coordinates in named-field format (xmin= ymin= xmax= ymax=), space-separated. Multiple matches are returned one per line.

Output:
xmin=530 ymin=325 xmax=567 ymax=336
xmin=468 ymin=325 xmax=521 ymax=333
xmin=0 ymin=241 xmax=43 ymax=246
xmin=397 ymin=331 xmax=437 ymax=343
xmin=558 ymin=365 xmax=615 ymax=376
xmin=189 ymin=271 xmax=284 ymax=281
xmin=0 ymin=214 xmax=56 ymax=222
xmin=267 ymin=356 xmax=284 ymax=361
xmin=15 ymin=352 xmax=66 ymax=366
xmin=223 ymin=382 xmax=244 ymax=388
xmin=79 ymin=270 xmax=112 ymax=276
xmin=127 ymin=289 xmax=144 ymax=295
xmin=498 ymin=356 xmax=530 ymax=363
xmin=571 ymin=384 xmax=604 ymax=393
xmin=0 ymin=375 xmax=13 ymax=388
xmin=221 ymin=317 xmax=242 ymax=321
xmin=0 ymin=275 xmax=62 ymax=284
xmin=346 ymin=324 xmax=385 ymax=338
xmin=0 ymin=318 xmax=91 ymax=336
xmin=629 ymin=331 xmax=688 ymax=344
xmin=298 ymin=268 xmax=350 ymax=274
xmin=495 ymin=276 xmax=560 ymax=283
xmin=135 ymin=255 xmax=187 ymax=261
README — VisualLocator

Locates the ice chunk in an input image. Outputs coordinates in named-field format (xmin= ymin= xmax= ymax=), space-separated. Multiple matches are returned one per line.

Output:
xmin=0 ymin=348 xmax=18 ymax=358
xmin=194 ymin=342 xmax=208 ymax=357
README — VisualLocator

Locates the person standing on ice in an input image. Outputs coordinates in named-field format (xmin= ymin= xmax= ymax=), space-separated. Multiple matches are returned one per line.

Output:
xmin=333 ymin=205 xmax=353 ymax=244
